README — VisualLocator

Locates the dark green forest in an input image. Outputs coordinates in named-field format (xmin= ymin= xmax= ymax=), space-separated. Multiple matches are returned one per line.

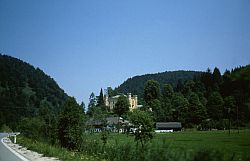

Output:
xmin=115 ymin=70 xmax=202 ymax=103
xmin=117 ymin=65 xmax=250 ymax=129
xmin=0 ymin=54 xmax=68 ymax=129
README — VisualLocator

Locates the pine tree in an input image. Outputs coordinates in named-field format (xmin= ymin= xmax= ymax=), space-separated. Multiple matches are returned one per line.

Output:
xmin=97 ymin=88 xmax=105 ymax=107
xmin=171 ymin=93 xmax=189 ymax=124
xmin=224 ymin=96 xmax=236 ymax=120
xmin=87 ymin=92 xmax=96 ymax=116
xmin=207 ymin=92 xmax=224 ymax=120
xmin=188 ymin=92 xmax=207 ymax=125
xmin=213 ymin=67 xmax=222 ymax=85
xmin=80 ymin=101 xmax=85 ymax=113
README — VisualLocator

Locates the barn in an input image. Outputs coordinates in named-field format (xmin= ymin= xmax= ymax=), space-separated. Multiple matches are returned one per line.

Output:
xmin=155 ymin=122 xmax=182 ymax=132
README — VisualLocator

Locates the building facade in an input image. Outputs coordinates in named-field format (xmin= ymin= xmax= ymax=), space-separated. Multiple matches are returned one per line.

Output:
xmin=104 ymin=93 xmax=139 ymax=111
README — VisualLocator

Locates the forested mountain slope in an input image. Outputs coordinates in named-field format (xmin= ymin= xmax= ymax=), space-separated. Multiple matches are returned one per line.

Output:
xmin=0 ymin=54 xmax=68 ymax=128
xmin=115 ymin=70 xmax=202 ymax=100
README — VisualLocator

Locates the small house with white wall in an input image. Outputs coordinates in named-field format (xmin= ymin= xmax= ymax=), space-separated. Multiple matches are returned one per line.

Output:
xmin=155 ymin=122 xmax=182 ymax=132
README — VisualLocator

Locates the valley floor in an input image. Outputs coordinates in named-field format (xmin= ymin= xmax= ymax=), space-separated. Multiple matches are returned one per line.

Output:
xmin=15 ymin=129 xmax=250 ymax=161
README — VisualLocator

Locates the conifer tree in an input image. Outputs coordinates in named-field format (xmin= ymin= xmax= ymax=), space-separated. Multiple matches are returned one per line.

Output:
xmin=97 ymin=88 xmax=105 ymax=107
xmin=188 ymin=92 xmax=207 ymax=125
xmin=207 ymin=92 xmax=224 ymax=120
xmin=87 ymin=92 xmax=96 ymax=116
xmin=213 ymin=67 xmax=222 ymax=85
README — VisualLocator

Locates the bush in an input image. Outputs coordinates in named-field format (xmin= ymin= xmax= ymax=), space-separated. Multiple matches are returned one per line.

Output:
xmin=128 ymin=110 xmax=154 ymax=148
xmin=0 ymin=124 xmax=12 ymax=132
xmin=57 ymin=97 xmax=85 ymax=150
xmin=18 ymin=117 xmax=45 ymax=140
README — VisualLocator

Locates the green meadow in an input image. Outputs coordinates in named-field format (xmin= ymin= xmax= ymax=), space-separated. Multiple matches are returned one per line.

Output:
xmin=17 ymin=129 xmax=250 ymax=161
xmin=153 ymin=130 xmax=250 ymax=158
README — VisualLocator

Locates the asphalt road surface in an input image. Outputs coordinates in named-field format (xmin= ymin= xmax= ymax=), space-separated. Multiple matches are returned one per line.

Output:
xmin=0 ymin=133 xmax=25 ymax=161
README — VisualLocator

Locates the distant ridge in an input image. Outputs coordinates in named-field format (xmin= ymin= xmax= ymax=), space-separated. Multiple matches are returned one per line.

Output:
xmin=115 ymin=70 xmax=203 ymax=101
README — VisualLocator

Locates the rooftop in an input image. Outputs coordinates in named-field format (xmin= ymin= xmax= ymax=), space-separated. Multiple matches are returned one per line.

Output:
xmin=156 ymin=122 xmax=182 ymax=129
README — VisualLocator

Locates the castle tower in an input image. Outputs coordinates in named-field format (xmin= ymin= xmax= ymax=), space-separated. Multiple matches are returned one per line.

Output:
xmin=134 ymin=95 xmax=138 ymax=108
xmin=104 ymin=89 xmax=109 ymax=106
xmin=127 ymin=93 xmax=132 ymax=109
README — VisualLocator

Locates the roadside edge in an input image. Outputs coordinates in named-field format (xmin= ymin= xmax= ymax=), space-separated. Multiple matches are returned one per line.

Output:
xmin=1 ymin=137 xmax=30 ymax=161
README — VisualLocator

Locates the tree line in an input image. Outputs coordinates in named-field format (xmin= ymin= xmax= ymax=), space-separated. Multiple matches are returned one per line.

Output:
xmin=142 ymin=65 xmax=250 ymax=130
xmin=88 ymin=65 xmax=250 ymax=130
xmin=115 ymin=70 xmax=202 ymax=103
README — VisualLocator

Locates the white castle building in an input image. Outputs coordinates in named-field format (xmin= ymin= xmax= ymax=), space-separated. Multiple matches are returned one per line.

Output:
xmin=104 ymin=92 xmax=140 ymax=111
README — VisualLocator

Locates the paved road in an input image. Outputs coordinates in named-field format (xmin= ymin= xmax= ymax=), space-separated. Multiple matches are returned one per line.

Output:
xmin=0 ymin=133 xmax=25 ymax=161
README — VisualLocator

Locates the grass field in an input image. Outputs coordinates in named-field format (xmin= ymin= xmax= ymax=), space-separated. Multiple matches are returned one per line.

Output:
xmin=101 ymin=129 xmax=250 ymax=160
xmin=17 ymin=129 xmax=250 ymax=161
xmin=154 ymin=130 xmax=250 ymax=156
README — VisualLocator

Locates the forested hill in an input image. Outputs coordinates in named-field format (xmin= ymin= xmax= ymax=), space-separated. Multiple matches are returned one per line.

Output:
xmin=115 ymin=70 xmax=202 ymax=100
xmin=0 ymin=54 xmax=68 ymax=128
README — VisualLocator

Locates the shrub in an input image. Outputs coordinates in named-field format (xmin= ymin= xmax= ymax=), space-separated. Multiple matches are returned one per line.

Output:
xmin=128 ymin=110 xmax=154 ymax=148
xmin=57 ymin=97 xmax=85 ymax=150
xmin=0 ymin=124 xmax=12 ymax=132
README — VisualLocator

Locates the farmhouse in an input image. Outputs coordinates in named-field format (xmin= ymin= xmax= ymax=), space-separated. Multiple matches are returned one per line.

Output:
xmin=155 ymin=122 xmax=182 ymax=132
xmin=86 ymin=116 xmax=130 ymax=133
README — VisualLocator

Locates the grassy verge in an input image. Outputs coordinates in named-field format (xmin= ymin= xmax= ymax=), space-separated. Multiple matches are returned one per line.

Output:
xmin=17 ymin=130 xmax=250 ymax=161
xmin=17 ymin=135 xmax=100 ymax=161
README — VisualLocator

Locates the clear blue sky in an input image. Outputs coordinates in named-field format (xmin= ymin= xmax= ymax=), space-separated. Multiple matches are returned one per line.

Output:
xmin=0 ymin=0 xmax=249 ymax=105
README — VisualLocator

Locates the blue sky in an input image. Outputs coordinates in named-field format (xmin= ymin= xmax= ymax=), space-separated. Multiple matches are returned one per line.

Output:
xmin=0 ymin=0 xmax=249 ymax=105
